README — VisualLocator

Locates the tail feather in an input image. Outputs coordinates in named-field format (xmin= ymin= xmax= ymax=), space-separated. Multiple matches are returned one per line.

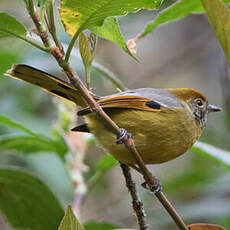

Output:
xmin=5 ymin=64 xmax=87 ymax=107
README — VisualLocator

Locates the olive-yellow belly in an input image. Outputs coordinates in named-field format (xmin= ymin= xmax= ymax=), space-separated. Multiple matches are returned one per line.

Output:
xmin=87 ymin=108 xmax=202 ymax=165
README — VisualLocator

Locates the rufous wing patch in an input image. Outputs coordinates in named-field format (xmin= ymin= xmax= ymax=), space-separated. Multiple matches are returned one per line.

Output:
xmin=78 ymin=96 xmax=162 ymax=116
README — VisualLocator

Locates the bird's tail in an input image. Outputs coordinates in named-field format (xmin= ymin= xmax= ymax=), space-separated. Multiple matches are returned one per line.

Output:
xmin=4 ymin=64 xmax=89 ymax=107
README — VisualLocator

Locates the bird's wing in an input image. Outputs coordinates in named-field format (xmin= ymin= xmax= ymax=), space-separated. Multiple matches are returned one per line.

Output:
xmin=77 ymin=95 xmax=163 ymax=116
xmin=77 ymin=88 xmax=183 ymax=116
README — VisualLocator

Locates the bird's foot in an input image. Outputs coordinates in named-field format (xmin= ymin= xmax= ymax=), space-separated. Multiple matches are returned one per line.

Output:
xmin=116 ymin=128 xmax=132 ymax=144
xmin=141 ymin=178 xmax=162 ymax=194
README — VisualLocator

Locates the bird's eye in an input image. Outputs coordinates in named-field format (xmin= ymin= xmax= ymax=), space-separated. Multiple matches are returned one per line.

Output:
xmin=195 ymin=99 xmax=204 ymax=107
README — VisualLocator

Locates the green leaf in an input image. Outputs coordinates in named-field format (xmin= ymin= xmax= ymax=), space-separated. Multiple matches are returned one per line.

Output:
xmin=140 ymin=0 xmax=204 ymax=38
xmin=0 ymin=13 xmax=47 ymax=51
xmin=51 ymin=129 xmax=69 ymax=157
xmin=0 ymin=116 xmax=68 ymax=158
xmin=0 ymin=115 xmax=36 ymax=136
xmin=201 ymin=0 xmax=230 ymax=64
xmin=90 ymin=16 xmax=135 ymax=58
xmin=37 ymin=0 xmax=48 ymax=7
xmin=60 ymin=0 xmax=161 ymax=37
xmin=26 ymin=153 xmax=74 ymax=206
xmin=0 ymin=13 xmax=27 ymax=38
xmin=0 ymin=167 xmax=64 ymax=230
xmin=79 ymin=32 xmax=97 ymax=88
xmin=0 ymin=52 xmax=18 ymax=75
xmin=84 ymin=220 xmax=119 ymax=230
xmin=96 ymin=154 xmax=118 ymax=171
xmin=192 ymin=142 xmax=230 ymax=170
xmin=58 ymin=205 xmax=84 ymax=230
xmin=0 ymin=136 xmax=61 ymax=155
xmin=0 ymin=135 xmax=68 ymax=159
xmin=86 ymin=155 xmax=117 ymax=198
xmin=79 ymin=32 xmax=95 ymax=68
xmin=140 ymin=0 xmax=230 ymax=38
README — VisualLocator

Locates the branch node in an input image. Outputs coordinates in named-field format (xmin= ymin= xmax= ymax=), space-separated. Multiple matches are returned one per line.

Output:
xmin=50 ymin=47 xmax=64 ymax=60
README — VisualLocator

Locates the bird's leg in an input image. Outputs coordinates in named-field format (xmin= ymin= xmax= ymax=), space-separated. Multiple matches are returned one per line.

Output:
xmin=116 ymin=128 xmax=132 ymax=144
xmin=116 ymin=128 xmax=162 ymax=194
xmin=129 ymin=164 xmax=162 ymax=194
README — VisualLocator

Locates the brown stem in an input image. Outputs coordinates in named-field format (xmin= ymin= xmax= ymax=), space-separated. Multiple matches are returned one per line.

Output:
xmin=32 ymin=12 xmax=52 ymax=48
xmin=155 ymin=192 xmax=187 ymax=230
xmin=120 ymin=163 xmax=149 ymax=230
xmin=28 ymin=7 xmax=187 ymax=230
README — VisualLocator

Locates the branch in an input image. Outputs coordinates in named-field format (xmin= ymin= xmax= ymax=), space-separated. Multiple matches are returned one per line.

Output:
xmin=27 ymin=4 xmax=187 ymax=230
xmin=120 ymin=163 xmax=149 ymax=230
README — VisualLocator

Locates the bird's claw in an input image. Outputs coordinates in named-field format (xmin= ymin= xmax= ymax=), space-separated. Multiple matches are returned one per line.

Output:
xmin=141 ymin=179 xmax=162 ymax=194
xmin=116 ymin=128 xmax=132 ymax=144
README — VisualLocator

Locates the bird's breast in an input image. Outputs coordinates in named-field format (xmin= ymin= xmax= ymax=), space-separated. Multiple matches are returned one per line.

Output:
xmin=87 ymin=107 xmax=202 ymax=164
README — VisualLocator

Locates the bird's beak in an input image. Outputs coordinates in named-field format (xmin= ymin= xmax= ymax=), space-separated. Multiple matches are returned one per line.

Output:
xmin=207 ymin=104 xmax=222 ymax=113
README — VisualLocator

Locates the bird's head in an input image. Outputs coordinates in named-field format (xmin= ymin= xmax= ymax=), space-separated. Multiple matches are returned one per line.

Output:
xmin=169 ymin=88 xmax=221 ymax=128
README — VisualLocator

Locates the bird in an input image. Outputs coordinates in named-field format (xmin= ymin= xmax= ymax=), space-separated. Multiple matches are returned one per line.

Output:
xmin=4 ymin=64 xmax=221 ymax=165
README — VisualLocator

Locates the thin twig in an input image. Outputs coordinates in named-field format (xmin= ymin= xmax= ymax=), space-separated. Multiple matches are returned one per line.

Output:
xmin=45 ymin=1 xmax=64 ymax=53
xmin=28 ymin=4 xmax=187 ymax=230
xmin=120 ymin=163 xmax=149 ymax=230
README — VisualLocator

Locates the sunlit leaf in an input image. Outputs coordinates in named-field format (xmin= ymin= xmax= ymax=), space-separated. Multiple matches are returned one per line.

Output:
xmin=192 ymin=142 xmax=230 ymax=170
xmin=0 ymin=167 xmax=64 ymax=230
xmin=188 ymin=223 xmax=226 ymax=230
xmin=58 ymin=205 xmax=84 ymax=230
xmin=0 ymin=13 xmax=27 ymax=38
xmin=59 ymin=0 xmax=161 ymax=36
xmin=84 ymin=220 xmax=119 ymax=230
xmin=201 ymin=0 xmax=230 ymax=64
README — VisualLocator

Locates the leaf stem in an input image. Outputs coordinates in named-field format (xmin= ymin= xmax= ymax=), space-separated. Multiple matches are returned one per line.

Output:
xmin=85 ymin=67 xmax=91 ymax=89
xmin=46 ymin=1 xmax=64 ymax=53
xmin=1 ymin=30 xmax=48 ymax=52
xmin=24 ymin=0 xmax=35 ymax=16
xmin=93 ymin=62 xmax=127 ymax=91
xmin=65 ymin=30 xmax=81 ymax=62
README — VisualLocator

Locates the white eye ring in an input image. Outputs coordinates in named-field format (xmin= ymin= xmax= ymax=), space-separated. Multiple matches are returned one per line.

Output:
xmin=195 ymin=99 xmax=204 ymax=107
